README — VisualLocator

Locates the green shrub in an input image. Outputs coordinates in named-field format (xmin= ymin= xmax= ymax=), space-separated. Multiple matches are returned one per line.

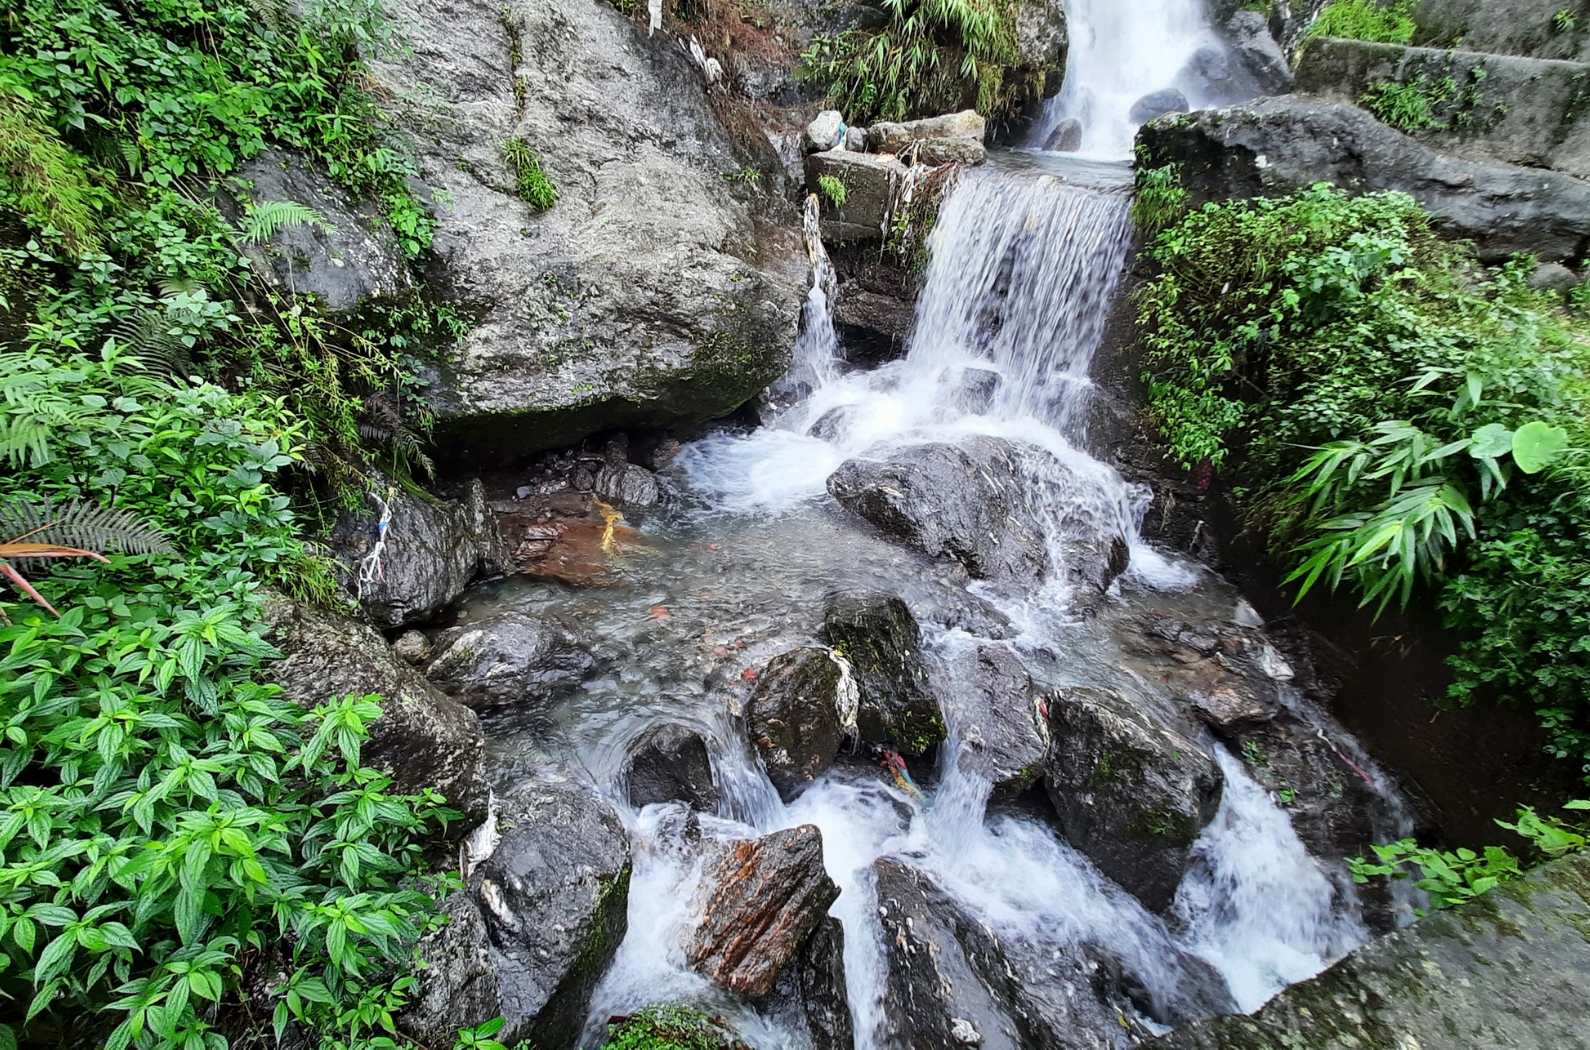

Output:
xmin=1308 ymin=0 xmax=1417 ymax=43
xmin=1351 ymin=800 xmax=1588 ymax=914
xmin=817 ymin=174 xmax=848 ymax=207
xmin=504 ymin=139 xmax=558 ymax=212
xmin=1136 ymin=183 xmax=1590 ymax=778
xmin=799 ymin=0 xmax=1019 ymax=124
xmin=0 ymin=342 xmax=459 ymax=1049
xmin=600 ymin=1004 xmax=749 ymax=1050
xmin=1131 ymin=160 xmax=1190 ymax=234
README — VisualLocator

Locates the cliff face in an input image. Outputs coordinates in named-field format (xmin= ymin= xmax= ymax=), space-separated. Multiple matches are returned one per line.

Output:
xmin=370 ymin=0 xmax=805 ymax=466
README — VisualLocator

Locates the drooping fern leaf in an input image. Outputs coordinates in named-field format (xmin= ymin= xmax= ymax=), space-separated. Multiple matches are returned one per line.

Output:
xmin=359 ymin=391 xmax=435 ymax=478
xmin=0 ymin=498 xmax=174 ymax=564
xmin=238 ymin=199 xmax=328 ymax=245
xmin=108 ymin=309 xmax=197 ymax=380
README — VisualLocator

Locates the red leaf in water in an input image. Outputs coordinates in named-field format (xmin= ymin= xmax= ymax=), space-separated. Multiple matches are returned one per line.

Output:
xmin=714 ymin=646 xmax=728 ymax=657
xmin=741 ymin=668 xmax=758 ymax=681
xmin=650 ymin=606 xmax=670 ymax=619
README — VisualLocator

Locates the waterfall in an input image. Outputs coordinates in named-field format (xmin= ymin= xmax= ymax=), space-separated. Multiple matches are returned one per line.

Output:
xmin=1034 ymin=0 xmax=1214 ymax=159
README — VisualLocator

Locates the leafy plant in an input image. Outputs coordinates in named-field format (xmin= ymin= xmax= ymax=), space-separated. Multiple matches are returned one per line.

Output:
xmin=0 ymin=498 xmax=172 ymax=615
xmin=1360 ymin=76 xmax=1454 ymax=131
xmin=1351 ymin=800 xmax=1589 ymax=914
xmin=237 ymin=199 xmax=329 ymax=246
xmin=1131 ymin=159 xmax=1189 ymax=233
xmin=600 ymin=1003 xmax=750 ymax=1050
xmin=1308 ymin=0 xmax=1417 ymax=43
xmin=799 ymin=0 xmax=1018 ymax=124
xmin=817 ymin=174 xmax=848 ymax=207
xmin=504 ymin=138 xmax=557 ymax=212
xmin=1133 ymin=182 xmax=1590 ymax=777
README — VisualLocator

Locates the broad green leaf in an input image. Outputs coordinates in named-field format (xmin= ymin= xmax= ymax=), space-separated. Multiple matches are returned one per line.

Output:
xmin=1467 ymin=423 xmax=1512 ymax=460
xmin=1511 ymin=421 xmax=1570 ymax=474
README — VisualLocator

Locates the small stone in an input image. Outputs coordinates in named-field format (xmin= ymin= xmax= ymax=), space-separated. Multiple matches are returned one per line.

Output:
xmin=1130 ymin=88 xmax=1191 ymax=124
xmin=844 ymin=125 xmax=867 ymax=152
xmin=950 ymin=1018 xmax=982 ymax=1045
xmin=392 ymin=630 xmax=432 ymax=665
xmin=1043 ymin=117 xmax=1083 ymax=152
xmin=802 ymin=110 xmax=845 ymax=153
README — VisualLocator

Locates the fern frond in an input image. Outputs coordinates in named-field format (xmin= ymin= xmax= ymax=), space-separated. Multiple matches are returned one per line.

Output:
xmin=107 ymin=310 xmax=196 ymax=380
xmin=360 ymin=393 xmax=435 ymax=478
xmin=0 ymin=499 xmax=174 ymax=564
xmin=238 ymin=200 xmax=328 ymax=245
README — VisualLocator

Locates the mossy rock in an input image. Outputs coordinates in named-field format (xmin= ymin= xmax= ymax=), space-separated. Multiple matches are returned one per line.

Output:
xmin=600 ymin=1004 xmax=750 ymax=1050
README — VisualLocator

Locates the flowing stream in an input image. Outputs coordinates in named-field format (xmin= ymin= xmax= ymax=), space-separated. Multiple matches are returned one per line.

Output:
xmin=462 ymin=3 xmax=1416 ymax=1046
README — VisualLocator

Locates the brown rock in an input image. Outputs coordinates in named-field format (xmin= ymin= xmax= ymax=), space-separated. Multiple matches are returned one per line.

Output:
xmin=690 ymin=825 xmax=842 ymax=997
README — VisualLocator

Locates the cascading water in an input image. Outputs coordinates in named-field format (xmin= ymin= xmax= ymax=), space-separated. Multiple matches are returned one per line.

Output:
xmin=1031 ymin=0 xmax=1214 ymax=159
xmin=461 ymin=5 xmax=1416 ymax=1046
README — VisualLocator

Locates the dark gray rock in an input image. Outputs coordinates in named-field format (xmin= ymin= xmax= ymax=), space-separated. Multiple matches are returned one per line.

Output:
xmin=392 ymin=629 xmax=432 ymax=665
xmin=1128 ymin=615 xmax=1286 ymax=735
xmin=1531 ymin=261 xmax=1583 ymax=295
xmin=822 ymin=591 xmax=944 ymax=757
xmin=233 ymin=148 xmax=413 ymax=311
xmin=259 ymin=593 xmax=487 ymax=819
xmin=828 ymin=436 xmax=1132 ymax=601
xmin=1144 ymin=851 xmax=1590 ymax=1050
xmin=827 ymin=436 xmax=1051 ymax=585
xmin=402 ymin=776 xmax=631 ymax=1050
xmin=1411 ymin=0 xmax=1590 ymax=63
xmin=593 ymin=461 xmax=660 ymax=507
xmin=948 ymin=366 xmax=1002 ymax=413
xmin=872 ymin=858 xmax=1184 ymax=1050
xmin=370 ymin=0 xmax=800 ymax=464
xmin=808 ymin=404 xmax=859 ymax=441
xmin=426 ymin=612 xmax=594 ymax=709
xmin=330 ymin=479 xmax=503 ymax=629
xmin=746 ymin=647 xmax=845 ymax=801
xmin=1130 ymin=88 xmax=1191 ymax=124
xmin=625 ymin=723 xmax=720 ymax=811
xmin=1137 ymin=95 xmax=1590 ymax=262
xmin=1043 ymin=686 xmax=1224 ymax=913
xmin=806 ymin=150 xmax=906 ymax=241
xmin=955 ymin=645 xmax=1048 ymax=794
xmin=1295 ymin=37 xmax=1590 ymax=178
xmin=1221 ymin=10 xmax=1293 ymax=96
xmin=784 ymin=916 xmax=854 ymax=1050
xmin=690 ymin=825 xmax=842 ymax=997
xmin=1043 ymin=117 xmax=1084 ymax=152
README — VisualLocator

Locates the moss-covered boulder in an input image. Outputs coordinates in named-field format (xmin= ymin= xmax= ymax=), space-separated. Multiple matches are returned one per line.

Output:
xmin=599 ymin=1003 xmax=750 ymax=1050
xmin=746 ymin=647 xmax=846 ymax=802
xmin=1043 ymin=686 xmax=1224 ymax=913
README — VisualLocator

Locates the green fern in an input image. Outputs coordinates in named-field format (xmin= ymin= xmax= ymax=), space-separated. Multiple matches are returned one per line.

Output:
xmin=504 ymin=138 xmax=558 ymax=211
xmin=238 ymin=199 xmax=328 ymax=245
xmin=0 ymin=91 xmax=104 ymax=254
xmin=108 ymin=309 xmax=198 ymax=379
xmin=0 ymin=497 xmax=173 ymax=562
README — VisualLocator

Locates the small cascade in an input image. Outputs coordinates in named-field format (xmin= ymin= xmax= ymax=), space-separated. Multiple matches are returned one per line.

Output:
xmin=764 ymin=194 xmax=842 ymax=420
xmin=1033 ymin=0 xmax=1212 ymax=159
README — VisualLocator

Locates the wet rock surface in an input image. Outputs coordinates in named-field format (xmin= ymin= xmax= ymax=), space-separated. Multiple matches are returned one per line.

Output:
xmin=746 ymin=647 xmax=846 ymax=801
xmin=867 ymin=110 xmax=989 ymax=164
xmin=1043 ymin=686 xmax=1224 ymax=913
xmin=232 ymin=149 xmax=414 ymax=311
xmin=827 ymin=436 xmax=1052 ymax=584
xmin=402 ymin=776 xmax=631 ymax=1050
xmin=764 ymin=915 xmax=854 ymax=1050
xmin=1130 ymin=88 xmax=1191 ymax=124
xmin=955 ymin=644 xmax=1049 ymax=794
xmin=690 ymin=825 xmax=843 ymax=997
xmin=371 ymin=0 xmax=800 ymax=464
xmin=426 ymin=611 xmax=594 ymax=709
xmin=1145 ymin=851 xmax=1590 ymax=1050
xmin=259 ymin=593 xmax=487 ymax=819
xmin=1127 ymin=614 xmax=1286 ymax=735
xmin=1138 ymin=95 xmax=1590 ymax=262
xmin=624 ymin=723 xmax=720 ymax=811
xmin=873 ymin=858 xmax=1159 ymax=1050
xmin=330 ymin=479 xmax=503 ymax=629
xmin=822 ymin=591 xmax=944 ymax=756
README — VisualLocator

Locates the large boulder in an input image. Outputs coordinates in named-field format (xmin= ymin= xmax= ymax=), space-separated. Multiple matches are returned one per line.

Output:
xmin=1145 ymin=850 xmax=1590 ymax=1050
xmin=425 ymin=612 xmax=594 ymax=709
xmin=1295 ymin=36 xmax=1590 ymax=178
xmin=233 ymin=148 xmax=414 ymax=311
xmin=827 ymin=437 xmax=1051 ymax=585
xmin=746 ymin=647 xmax=846 ymax=801
xmin=869 ymin=858 xmax=1223 ymax=1048
xmin=371 ymin=0 xmax=800 ymax=465
xmin=624 ymin=723 xmax=720 ymax=811
xmin=401 ymin=776 xmax=632 ymax=1050
xmin=259 ymin=593 xmax=487 ymax=819
xmin=1412 ymin=0 xmax=1590 ymax=63
xmin=330 ymin=479 xmax=503 ymax=629
xmin=821 ymin=591 xmax=944 ymax=757
xmin=955 ymin=645 xmax=1049 ymax=794
xmin=689 ymin=825 xmax=842 ymax=997
xmin=1130 ymin=88 xmax=1191 ymax=124
xmin=866 ymin=110 xmax=989 ymax=164
xmin=1137 ymin=95 xmax=1590 ymax=262
xmin=805 ymin=149 xmax=908 ymax=241
xmin=1043 ymin=687 xmax=1224 ymax=913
